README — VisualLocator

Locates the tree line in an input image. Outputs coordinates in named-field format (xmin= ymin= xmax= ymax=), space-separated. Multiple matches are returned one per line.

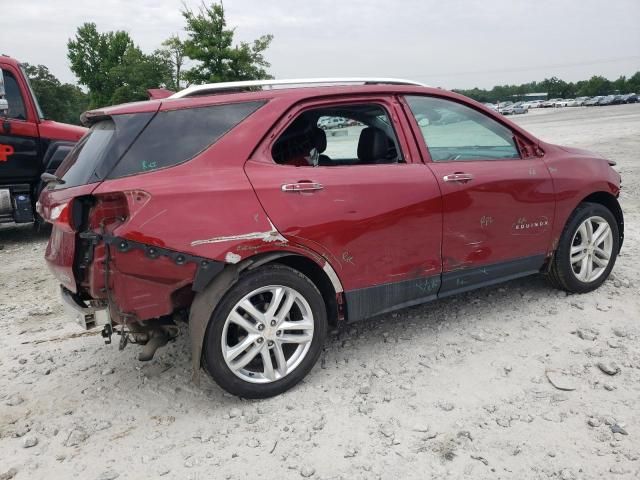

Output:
xmin=455 ymin=73 xmax=640 ymax=103
xmin=24 ymin=1 xmax=272 ymax=124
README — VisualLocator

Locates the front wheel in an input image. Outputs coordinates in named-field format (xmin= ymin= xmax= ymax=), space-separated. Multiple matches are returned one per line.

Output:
xmin=203 ymin=264 xmax=327 ymax=398
xmin=547 ymin=202 xmax=620 ymax=293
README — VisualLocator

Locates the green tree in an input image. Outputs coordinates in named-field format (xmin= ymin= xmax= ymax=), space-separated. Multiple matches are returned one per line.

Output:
xmin=627 ymin=72 xmax=640 ymax=93
xmin=68 ymin=22 xmax=172 ymax=107
xmin=576 ymin=76 xmax=612 ymax=96
xmin=22 ymin=63 xmax=88 ymax=125
xmin=158 ymin=35 xmax=185 ymax=90
xmin=181 ymin=2 xmax=273 ymax=84
xmin=612 ymin=75 xmax=627 ymax=94
xmin=109 ymin=47 xmax=173 ymax=104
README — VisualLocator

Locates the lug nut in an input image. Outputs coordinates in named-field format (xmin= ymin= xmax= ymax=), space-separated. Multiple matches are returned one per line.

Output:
xmin=270 ymin=320 xmax=277 ymax=326
xmin=257 ymin=337 xmax=264 ymax=344
xmin=268 ymin=340 xmax=274 ymax=347
xmin=276 ymin=330 xmax=281 ymax=336
xmin=257 ymin=324 xmax=265 ymax=331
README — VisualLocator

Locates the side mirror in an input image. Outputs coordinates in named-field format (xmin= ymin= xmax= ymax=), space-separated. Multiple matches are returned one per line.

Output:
xmin=0 ymin=69 xmax=7 ymax=114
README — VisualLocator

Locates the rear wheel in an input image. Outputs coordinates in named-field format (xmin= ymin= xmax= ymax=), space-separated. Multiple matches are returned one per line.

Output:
xmin=547 ymin=202 xmax=619 ymax=293
xmin=203 ymin=264 xmax=327 ymax=398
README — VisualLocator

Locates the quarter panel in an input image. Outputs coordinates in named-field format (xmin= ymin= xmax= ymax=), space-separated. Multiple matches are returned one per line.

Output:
xmin=542 ymin=145 xmax=621 ymax=250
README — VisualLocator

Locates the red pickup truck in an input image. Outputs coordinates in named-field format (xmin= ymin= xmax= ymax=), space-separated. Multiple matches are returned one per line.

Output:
xmin=0 ymin=55 xmax=85 ymax=224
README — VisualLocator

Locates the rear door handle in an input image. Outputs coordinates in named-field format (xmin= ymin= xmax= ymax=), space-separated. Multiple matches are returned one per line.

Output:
xmin=281 ymin=181 xmax=324 ymax=192
xmin=443 ymin=173 xmax=474 ymax=183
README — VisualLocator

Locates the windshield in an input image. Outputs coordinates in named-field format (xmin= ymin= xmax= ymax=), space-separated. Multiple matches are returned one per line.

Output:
xmin=20 ymin=64 xmax=44 ymax=120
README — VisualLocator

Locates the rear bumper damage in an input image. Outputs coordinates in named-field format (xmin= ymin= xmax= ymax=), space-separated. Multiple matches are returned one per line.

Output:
xmin=60 ymin=285 xmax=109 ymax=330
xmin=74 ymin=232 xmax=225 ymax=325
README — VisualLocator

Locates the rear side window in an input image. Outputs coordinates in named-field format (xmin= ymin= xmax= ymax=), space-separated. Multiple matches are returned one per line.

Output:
xmin=55 ymin=113 xmax=154 ymax=189
xmin=108 ymin=101 xmax=265 ymax=178
xmin=56 ymin=120 xmax=115 ymax=188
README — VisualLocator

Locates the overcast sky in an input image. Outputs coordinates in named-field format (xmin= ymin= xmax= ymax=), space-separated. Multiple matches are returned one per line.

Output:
xmin=3 ymin=0 xmax=639 ymax=90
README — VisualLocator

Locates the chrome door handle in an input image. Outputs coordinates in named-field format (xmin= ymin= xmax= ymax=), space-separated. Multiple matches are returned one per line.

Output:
xmin=443 ymin=173 xmax=474 ymax=183
xmin=281 ymin=182 xmax=324 ymax=192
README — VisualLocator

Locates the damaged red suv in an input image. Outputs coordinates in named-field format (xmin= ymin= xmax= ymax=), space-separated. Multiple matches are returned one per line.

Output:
xmin=38 ymin=78 xmax=623 ymax=398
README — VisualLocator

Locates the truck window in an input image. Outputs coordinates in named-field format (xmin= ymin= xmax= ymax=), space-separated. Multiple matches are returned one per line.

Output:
xmin=2 ymin=70 xmax=27 ymax=121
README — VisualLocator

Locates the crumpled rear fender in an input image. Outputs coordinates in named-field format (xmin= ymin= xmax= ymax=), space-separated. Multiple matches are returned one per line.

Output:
xmin=188 ymin=248 xmax=343 ymax=384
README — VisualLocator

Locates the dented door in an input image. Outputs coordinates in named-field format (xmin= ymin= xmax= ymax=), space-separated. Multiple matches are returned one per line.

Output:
xmin=427 ymin=159 xmax=555 ymax=273
xmin=245 ymin=96 xmax=443 ymax=320
xmin=402 ymin=94 xmax=556 ymax=296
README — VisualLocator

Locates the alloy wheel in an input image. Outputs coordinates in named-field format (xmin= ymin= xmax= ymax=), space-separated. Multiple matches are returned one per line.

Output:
xmin=221 ymin=285 xmax=314 ymax=383
xmin=570 ymin=216 xmax=613 ymax=282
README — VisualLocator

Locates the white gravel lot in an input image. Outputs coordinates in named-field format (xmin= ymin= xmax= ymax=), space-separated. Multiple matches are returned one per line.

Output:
xmin=1 ymin=104 xmax=639 ymax=480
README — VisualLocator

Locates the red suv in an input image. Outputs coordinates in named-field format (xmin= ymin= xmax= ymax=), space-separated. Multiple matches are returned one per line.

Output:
xmin=38 ymin=79 xmax=623 ymax=398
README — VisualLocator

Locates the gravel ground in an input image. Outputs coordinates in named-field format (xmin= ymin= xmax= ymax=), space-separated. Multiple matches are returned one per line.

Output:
xmin=1 ymin=104 xmax=639 ymax=480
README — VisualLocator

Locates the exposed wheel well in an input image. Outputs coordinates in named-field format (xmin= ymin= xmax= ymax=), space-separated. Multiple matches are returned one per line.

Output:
xmin=580 ymin=192 xmax=624 ymax=249
xmin=269 ymin=255 xmax=340 ymax=327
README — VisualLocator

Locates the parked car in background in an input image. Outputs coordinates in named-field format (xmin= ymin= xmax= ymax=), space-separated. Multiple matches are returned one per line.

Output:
xmin=483 ymin=102 xmax=498 ymax=111
xmin=541 ymin=98 xmax=561 ymax=108
xmin=566 ymin=97 xmax=589 ymax=107
xmin=621 ymin=93 xmax=638 ymax=103
xmin=318 ymin=116 xmax=346 ymax=129
xmin=38 ymin=78 xmax=624 ymax=398
xmin=554 ymin=99 xmax=570 ymax=107
xmin=501 ymin=102 xmax=528 ymax=115
xmin=585 ymin=96 xmax=603 ymax=106
xmin=598 ymin=95 xmax=617 ymax=106
xmin=525 ymin=100 xmax=544 ymax=109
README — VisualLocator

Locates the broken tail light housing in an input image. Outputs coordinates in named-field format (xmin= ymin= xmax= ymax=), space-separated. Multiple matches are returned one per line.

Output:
xmin=48 ymin=200 xmax=76 ymax=233
xmin=88 ymin=193 xmax=130 ymax=231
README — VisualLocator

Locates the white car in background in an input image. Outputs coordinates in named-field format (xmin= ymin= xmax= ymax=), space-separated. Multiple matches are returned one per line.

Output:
xmin=541 ymin=98 xmax=561 ymax=108
xmin=554 ymin=99 xmax=570 ymax=107
xmin=525 ymin=100 xmax=544 ymax=108
xmin=567 ymin=97 xmax=589 ymax=107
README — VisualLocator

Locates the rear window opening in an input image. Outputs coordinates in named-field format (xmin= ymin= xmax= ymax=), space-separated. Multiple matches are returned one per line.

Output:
xmin=55 ymin=100 xmax=266 ymax=188
xmin=272 ymin=103 xmax=404 ymax=167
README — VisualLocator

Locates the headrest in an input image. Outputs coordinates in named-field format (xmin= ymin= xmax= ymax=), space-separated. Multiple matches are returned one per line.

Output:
xmin=357 ymin=127 xmax=388 ymax=163
xmin=311 ymin=127 xmax=327 ymax=153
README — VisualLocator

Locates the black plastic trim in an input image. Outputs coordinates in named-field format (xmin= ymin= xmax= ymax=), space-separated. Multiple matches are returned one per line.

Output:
xmin=344 ymin=254 xmax=546 ymax=322
xmin=345 ymin=275 xmax=440 ymax=322
xmin=438 ymin=254 xmax=546 ymax=298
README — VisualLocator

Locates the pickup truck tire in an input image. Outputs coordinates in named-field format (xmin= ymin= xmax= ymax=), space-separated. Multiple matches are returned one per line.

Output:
xmin=203 ymin=264 xmax=327 ymax=398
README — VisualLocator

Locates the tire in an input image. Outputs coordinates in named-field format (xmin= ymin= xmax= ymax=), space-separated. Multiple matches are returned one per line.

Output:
xmin=547 ymin=202 xmax=620 ymax=293
xmin=203 ymin=264 xmax=327 ymax=398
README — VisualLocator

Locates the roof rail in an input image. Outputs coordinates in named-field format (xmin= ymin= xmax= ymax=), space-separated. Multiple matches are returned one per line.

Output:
xmin=169 ymin=77 xmax=427 ymax=99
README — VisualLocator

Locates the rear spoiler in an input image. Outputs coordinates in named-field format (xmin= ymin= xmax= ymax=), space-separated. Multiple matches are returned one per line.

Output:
xmin=147 ymin=88 xmax=175 ymax=100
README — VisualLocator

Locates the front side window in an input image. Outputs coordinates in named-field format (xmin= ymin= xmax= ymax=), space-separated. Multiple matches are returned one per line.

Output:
xmin=2 ymin=70 xmax=27 ymax=120
xmin=405 ymin=96 xmax=520 ymax=162
xmin=272 ymin=103 xmax=403 ymax=167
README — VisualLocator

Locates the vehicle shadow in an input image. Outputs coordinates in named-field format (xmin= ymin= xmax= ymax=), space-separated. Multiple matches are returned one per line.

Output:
xmin=0 ymin=223 xmax=51 ymax=248
xmin=143 ymin=272 xmax=558 ymax=405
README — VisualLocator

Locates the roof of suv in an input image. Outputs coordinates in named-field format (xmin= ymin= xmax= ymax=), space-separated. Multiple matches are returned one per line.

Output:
xmin=82 ymin=79 xmax=451 ymax=124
